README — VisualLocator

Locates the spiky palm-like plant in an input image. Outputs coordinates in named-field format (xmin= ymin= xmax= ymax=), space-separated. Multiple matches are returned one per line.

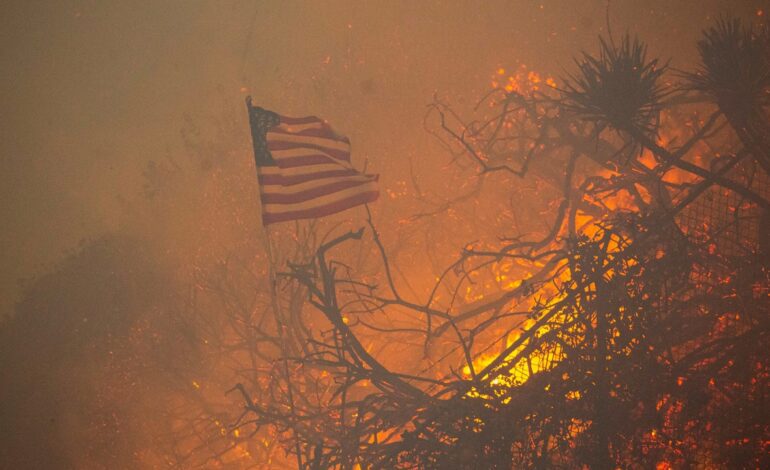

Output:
xmin=686 ymin=17 xmax=770 ymax=174
xmin=562 ymin=34 xmax=669 ymax=135
xmin=687 ymin=17 xmax=770 ymax=126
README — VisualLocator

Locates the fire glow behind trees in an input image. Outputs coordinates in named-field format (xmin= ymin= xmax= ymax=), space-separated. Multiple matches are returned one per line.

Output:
xmin=1 ymin=3 xmax=768 ymax=469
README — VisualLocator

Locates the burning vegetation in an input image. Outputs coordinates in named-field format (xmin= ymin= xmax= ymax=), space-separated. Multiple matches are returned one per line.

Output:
xmin=224 ymin=16 xmax=769 ymax=469
xmin=1 ymin=12 xmax=769 ymax=470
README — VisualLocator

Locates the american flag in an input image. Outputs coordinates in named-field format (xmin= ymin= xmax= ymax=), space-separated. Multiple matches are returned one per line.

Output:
xmin=246 ymin=98 xmax=379 ymax=225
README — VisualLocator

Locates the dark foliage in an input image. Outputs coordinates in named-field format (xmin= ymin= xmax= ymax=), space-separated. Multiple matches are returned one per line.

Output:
xmin=562 ymin=34 xmax=669 ymax=134
xmin=686 ymin=17 xmax=770 ymax=126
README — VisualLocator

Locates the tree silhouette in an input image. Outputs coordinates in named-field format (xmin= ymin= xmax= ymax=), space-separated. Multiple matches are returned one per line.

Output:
xmin=230 ymin=17 xmax=770 ymax=469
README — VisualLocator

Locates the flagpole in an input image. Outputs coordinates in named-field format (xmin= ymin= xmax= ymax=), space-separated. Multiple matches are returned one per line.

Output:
xmin=263 ymin=212 xmax=306 ymax=470
xmin=248 ymin=96 xmax=304 ymax=468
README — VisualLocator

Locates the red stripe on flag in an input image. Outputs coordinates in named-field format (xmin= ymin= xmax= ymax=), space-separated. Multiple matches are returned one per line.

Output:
xmin=278 ymin=115 xmax=322 ymax=125
xmin=262 ymin=190 xmax=379 ymax=225
xmin=260 ymin=178 xmax=375 ymax=204
xmin=271 ymin=154 xmax=340 ymax=168
xmin=266 ymin=141 xmax=350 ymax=160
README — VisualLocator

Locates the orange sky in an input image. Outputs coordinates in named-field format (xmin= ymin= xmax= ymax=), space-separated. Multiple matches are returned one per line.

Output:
xmin=1 ymin=0 xmax=764 ymax=317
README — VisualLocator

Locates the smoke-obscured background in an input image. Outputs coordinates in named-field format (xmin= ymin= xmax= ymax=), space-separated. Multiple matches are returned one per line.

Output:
xmin=3 ymin=0 xmax=763 ymax=317
xmin=1 ymin=1 xmax=765 ymax=467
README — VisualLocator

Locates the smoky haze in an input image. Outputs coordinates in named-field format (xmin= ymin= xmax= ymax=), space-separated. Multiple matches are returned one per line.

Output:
xmin=0 ymin=0 xmax=764 ymax=468
xmin=2 ymin=0 xmax=760 ymax=316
